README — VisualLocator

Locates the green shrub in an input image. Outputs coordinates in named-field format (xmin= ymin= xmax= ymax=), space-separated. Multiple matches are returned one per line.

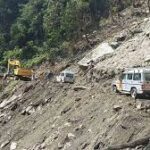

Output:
xmin=99 ymin=17 xmax=111 ymax=27
xmin=2 ymin=47 xmax=23 ymax=65
xmin=25 ymin=54 xmax=47 ymax=67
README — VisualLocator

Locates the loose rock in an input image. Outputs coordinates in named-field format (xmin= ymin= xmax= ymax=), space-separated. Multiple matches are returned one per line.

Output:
xmin=113 ymin=105 xmax=122 ymax=112
xmin=10 ymin=142 xmax=17 ymax=150
xmin=0 ymin=140 xmax=10 ymax=148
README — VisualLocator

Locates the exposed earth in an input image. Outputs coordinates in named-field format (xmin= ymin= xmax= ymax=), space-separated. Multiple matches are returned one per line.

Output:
xmin=0 ymin=74 xmax=150 ymax=150
xmin=0 ymin=3 xmax=150 ymax=150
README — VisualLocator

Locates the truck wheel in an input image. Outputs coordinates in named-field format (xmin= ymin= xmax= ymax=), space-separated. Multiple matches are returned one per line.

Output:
xmin=61 ymin=78 xmax=65 ymax=83
xmin=131 ymin=88 xmax=137 ymax=99
xmin=14 ymin=76 xmax=19 ymax=80
xmin=112 ymin=85 xmax=118 ymax=93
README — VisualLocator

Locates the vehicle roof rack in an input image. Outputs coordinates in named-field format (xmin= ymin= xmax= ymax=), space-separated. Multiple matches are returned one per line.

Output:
xmin=124 ymin=67 xmax=150 ymax=72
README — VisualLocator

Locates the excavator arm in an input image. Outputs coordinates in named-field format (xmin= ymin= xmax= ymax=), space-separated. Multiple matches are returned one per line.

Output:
xmin=7 ymin=59 xmax=21 ymax=74
xmin=8 ymin=59 xmax=21 ymax=67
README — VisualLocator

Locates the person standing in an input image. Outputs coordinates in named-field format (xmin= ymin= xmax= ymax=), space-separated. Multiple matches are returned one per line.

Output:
xmin=87 ymin=60 xmax=95 ymax=84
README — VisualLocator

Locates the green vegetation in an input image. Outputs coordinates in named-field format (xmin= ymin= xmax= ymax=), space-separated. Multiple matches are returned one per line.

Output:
xmin=0 ymin=0 xmax=132 ymax=66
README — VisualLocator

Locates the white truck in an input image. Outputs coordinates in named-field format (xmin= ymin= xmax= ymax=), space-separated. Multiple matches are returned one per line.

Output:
xmin=112 ymin=68 xmax=150 ymax=98
xmin=56 ymin=70 xmax=75 ymax=83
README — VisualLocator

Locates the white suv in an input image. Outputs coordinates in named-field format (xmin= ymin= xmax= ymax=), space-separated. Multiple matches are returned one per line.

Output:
xmin=112 ymin=68 xmax=150 ymax=98
xmin=56 ymin=70 xmax=75 ymax=83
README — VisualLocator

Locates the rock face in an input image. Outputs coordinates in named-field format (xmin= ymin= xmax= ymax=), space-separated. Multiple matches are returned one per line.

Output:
xmin=10 ymin=142 xmax=17 ymax=150
xmin=113 ymin=105 xmax=122 ymax=112
xmin=0 ymin=95 xmax=18 ymax=109
xmin=78 ymin=18 xmax=150 ymax=81
xmin=0 ymin=140 xmax=10 ymax=148
xmin=78 ymin=42 xmax=114 ymax=67
xmin=95 ymin=17 xmax=150 ymax=71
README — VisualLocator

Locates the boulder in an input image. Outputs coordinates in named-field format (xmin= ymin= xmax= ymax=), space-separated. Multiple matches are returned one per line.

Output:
xmin=67 ymin=133 xmax=75 ymax=139
xmin=110 ymin=42 xmax=121 ymax=49
xmin=81 ymin=143 xmax=90 ymax=149
xmin=10 ymin=142 xmax=17 ymax=150
xmin=115 ymin=32 xmax=127 ymax=42
xmin=25 ymin=106 xmax=35 ymax=115
xmin=78 ymin=42 xmax=114 ymax=67
xmin=136 ymin=102 xmax=142 ymax=110
xmin=61 ymin=107 xmax=71 ymax=115
xmin=21 ymin=105 xmax=35 ymax=115
xmin=146 ymin=31 xmax=150 ymax=37
xmin=132 ymin=28 xmax=143 ymax=34
xmin=113 ymin=105 xmax=122 ymax=112
xmin=58 ymin=143 xmax=63 ymax=149
xmin=0 ymin=140 xmax=10 ymax=148
xmin=75 ymin=97 xmax=81 ymax=102
xmin=73 ymin=86 xmax=87 ymax=91
xmin=74 ymin=124 xmax=85 ymax=132
xmin=0 ymin=95 xmax=18 ymax=109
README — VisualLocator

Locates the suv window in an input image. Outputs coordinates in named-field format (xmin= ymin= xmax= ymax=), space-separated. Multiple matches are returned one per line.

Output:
xmin=122 ymin=74 xmax=126 ymax=80
xmin=66 ymin=73 xmax=73 ymax=78
xmin=127 ymin=74 xmax=133 ymax=80
xmin=133 ymin=73 xmax=141 ymax=81
xmin=144 ymin=73 xmax=150 ymax=81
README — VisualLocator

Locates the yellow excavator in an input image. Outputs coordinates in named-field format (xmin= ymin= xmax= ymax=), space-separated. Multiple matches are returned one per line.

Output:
xmin=6 ymin=59 xmax=33 ymax=80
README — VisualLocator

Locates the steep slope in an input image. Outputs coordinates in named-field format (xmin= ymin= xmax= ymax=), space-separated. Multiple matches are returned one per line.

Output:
xmin=0 ymin=71 xmax=150 ymax=150
xmin=78 ymin=16 xmax=150 ymax=80
xmin=96 ymin=17 xmax=150 ymax=71
xmin=0 ymin=4 xmax=150 ymax=150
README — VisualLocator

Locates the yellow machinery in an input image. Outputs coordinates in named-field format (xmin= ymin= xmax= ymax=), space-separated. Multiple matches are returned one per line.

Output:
xmin=7 ymin=59 xmax=33 ymax=80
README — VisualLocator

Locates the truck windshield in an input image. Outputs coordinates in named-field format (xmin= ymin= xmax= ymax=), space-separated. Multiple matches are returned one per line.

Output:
xmin=66 ymin=73 xmax=74 ymax=78
xmin=144 ymin=73 xmax=150 ymax=81
xmin=119 ymin=74 xmax=126 ymax=80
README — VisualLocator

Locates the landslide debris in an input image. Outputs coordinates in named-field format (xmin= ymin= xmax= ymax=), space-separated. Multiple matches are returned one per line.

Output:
xmin=0 ymin=4 xmax=150 ymax=150
xmin=0 ymin=75 xmax=150 ymax=150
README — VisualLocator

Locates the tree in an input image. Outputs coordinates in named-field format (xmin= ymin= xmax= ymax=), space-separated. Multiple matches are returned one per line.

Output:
xmin=0 ymin=0 xmax=133 ymax=64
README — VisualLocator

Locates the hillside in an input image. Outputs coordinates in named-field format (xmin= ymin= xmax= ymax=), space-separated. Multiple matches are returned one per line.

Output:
xmin=79 ymin=16 xmax=150 ymax=80
xmin=0 ymin=76 xmax=150 ymax=150
xmin=0 ymin=0 xmax=135 ymax=66
xmin=0 ymin=1 xmax=150 ymax=150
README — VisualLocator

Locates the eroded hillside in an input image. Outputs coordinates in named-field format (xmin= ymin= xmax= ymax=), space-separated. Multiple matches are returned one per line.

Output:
xmin=0 ymin=2 xmax=150 ymax=150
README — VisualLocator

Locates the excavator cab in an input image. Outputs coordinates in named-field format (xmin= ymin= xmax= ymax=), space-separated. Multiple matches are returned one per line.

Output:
xmin=7 ymin=59 xmax=21 ymax=76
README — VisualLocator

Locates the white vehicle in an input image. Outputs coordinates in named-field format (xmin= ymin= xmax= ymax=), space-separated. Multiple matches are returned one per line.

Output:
xmin=112 ymin=68 xmax=150 ymax=98
xmin=56 ymin=70 xmax=75 ymax=83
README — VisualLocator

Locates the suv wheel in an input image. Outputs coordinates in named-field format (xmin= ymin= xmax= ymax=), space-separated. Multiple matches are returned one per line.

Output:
xmin=112 ymin=85 xmax=118 ymax=93
xmin=131 ymin=88 xmax=137 ymax=99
